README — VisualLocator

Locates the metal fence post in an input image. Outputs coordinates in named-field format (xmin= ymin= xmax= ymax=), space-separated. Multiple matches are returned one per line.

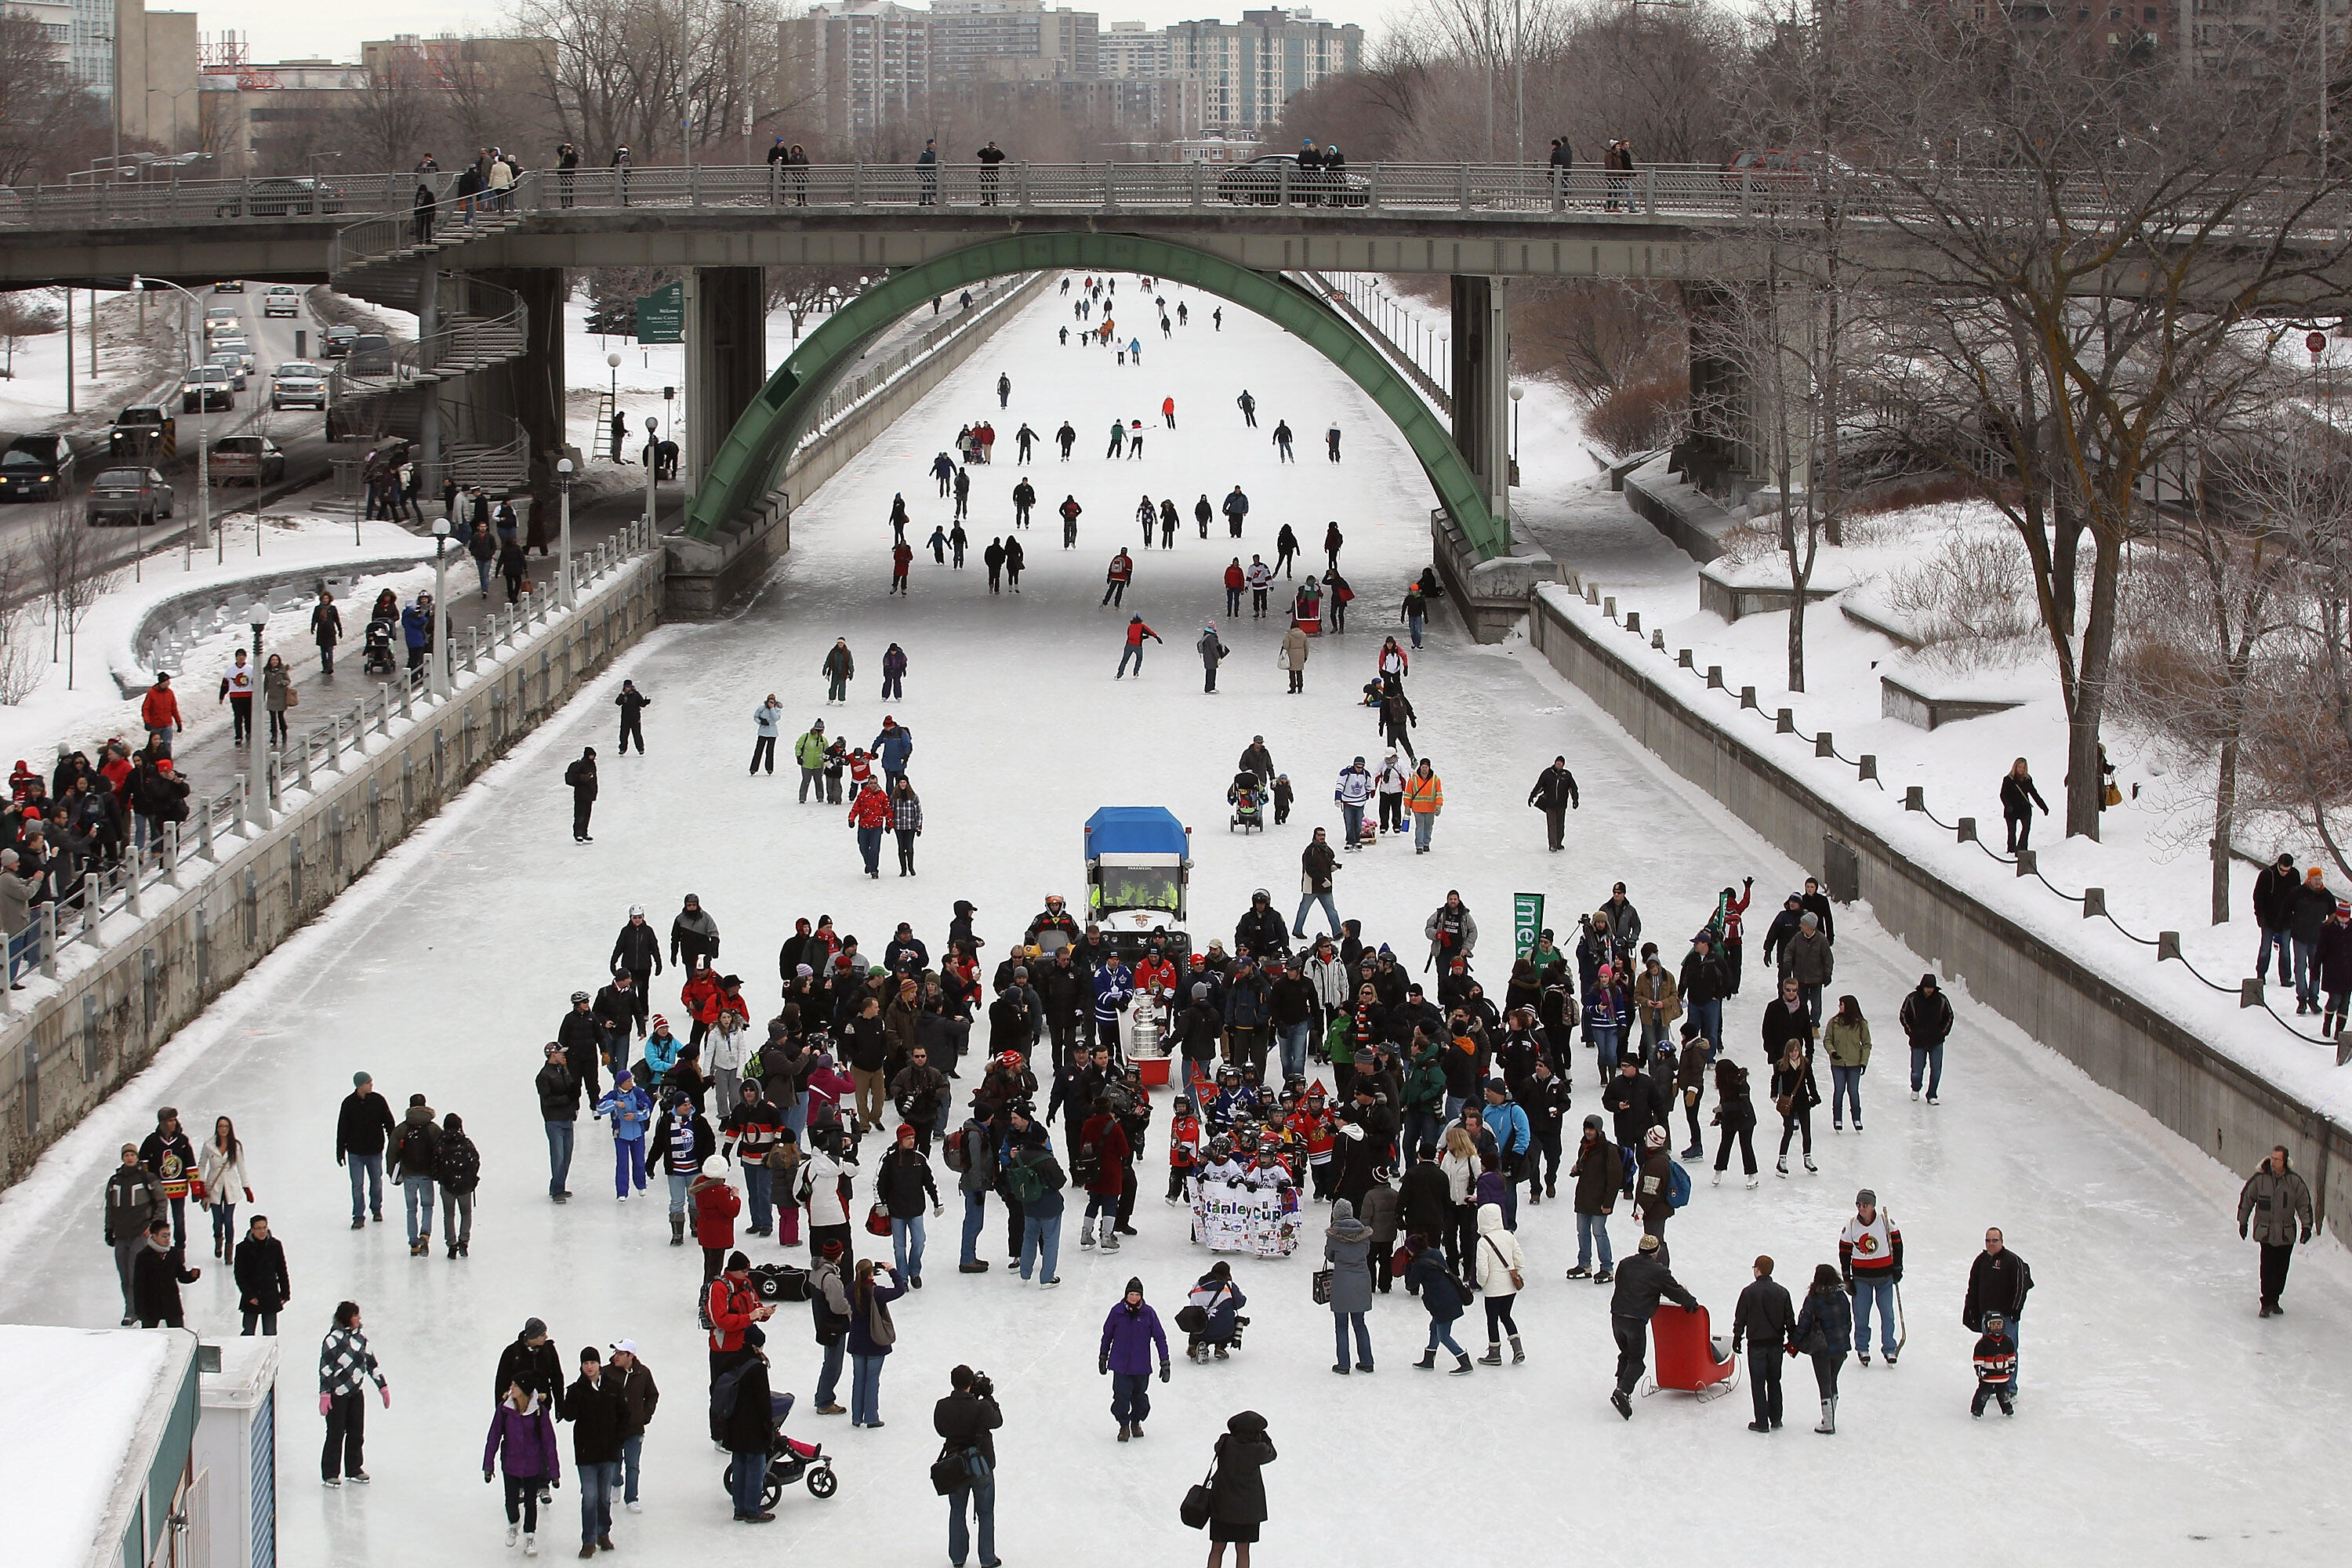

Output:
xmin=198 ymin=803 xmax=216 ymax=862
xmin=39 ymin=904 xmax=57 ymax=978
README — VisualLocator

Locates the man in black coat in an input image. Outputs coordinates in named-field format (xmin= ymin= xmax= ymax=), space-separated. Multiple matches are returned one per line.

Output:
xmin=564 ymin=747 xmax=598 ymax=843
xmin=595 ymin=971 xmax=645 ymax=1064
xmin=538 ymin=1040 xmax=584 ymax=1200
xmin=1799 ymin=877 xmax=1836 ymax=946
xmin=1732 ymin=1254 xmax=1796 ymax=1432
xmin=336 ymin=1071 xmax=397 ymax=1229
xmin=1526 ymin=755 xmax=1581 ymax=852
xmin=1897 ymin=974 xmax=1955 ymax=1103
xmin=494 ymin=1318 xmax=567 ymax=1417
xmin=566 ymin=1348 xmax=629 ymax=1552
xmin=232 ymin=1214 xmax=290 ymax=1335
xmin=1607 ymin=1233 xmax=1697 ymax=1418
xmin=132 ymin=1218 xmax=199 ymax=1327
xmin=1602 ymin=1059 xmax=1661 ymax=1192
xmin=1233 ymin=891 xmax=1289 ymax=962
xmin=932 ymin=1365 xmax=1004 ymax=1564
xmin=2252 ymin=853 xmax=2298 ymax=986
xmin=1961 ymin=1228 xmax=2034 ymax=1390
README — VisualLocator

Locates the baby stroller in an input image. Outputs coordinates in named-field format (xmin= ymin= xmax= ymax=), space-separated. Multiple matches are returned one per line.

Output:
xmin=361 ymin=616 xmax=398 ymax=677
xmin=720 ymin=1392 xmax=839 ymax=1508
xmin=1227 ymin=770 xmax=1264 ymax=834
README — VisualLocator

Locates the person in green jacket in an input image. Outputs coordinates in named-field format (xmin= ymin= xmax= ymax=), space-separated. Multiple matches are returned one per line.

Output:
xmin=1401 ymin=1040 xmax=1446 ymax=1162
xmin=795 ymin=720 xmax=829 ymax=804
xmin=1823 ymin=995 xmax=1871 ymax=1132
xmin=821 ymin=639 xmax=854 ymax=705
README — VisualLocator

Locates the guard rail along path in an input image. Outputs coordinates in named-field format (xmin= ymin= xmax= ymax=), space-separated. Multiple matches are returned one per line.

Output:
xmin=1523 ymin=580 xmax=2350 ymax=1247
xmin=0 ymin=522 xmax=664 ymax=1187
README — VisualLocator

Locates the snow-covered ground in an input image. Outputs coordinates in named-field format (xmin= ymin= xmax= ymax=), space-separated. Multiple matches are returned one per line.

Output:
xmin=0 ymin=281 xmax=2344 ymax=1566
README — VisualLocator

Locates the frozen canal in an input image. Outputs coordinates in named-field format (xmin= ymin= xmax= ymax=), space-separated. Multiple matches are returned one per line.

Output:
xmin=0 ymin=281 xmax=2343 ymax=1566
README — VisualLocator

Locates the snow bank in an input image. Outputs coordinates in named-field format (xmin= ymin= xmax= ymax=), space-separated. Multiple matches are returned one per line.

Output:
xmin=0 ymin=1324 xmax=179 ymax=1568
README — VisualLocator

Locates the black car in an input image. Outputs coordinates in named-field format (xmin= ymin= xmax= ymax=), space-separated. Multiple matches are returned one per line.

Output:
xmin=321 ymin=323 xmax=358 ymax=358
xmin=1216 ymin=153 xmax=1368 ymax=209
xmin=213 ymin=176 xmax=347 ymax=218
xmin=0 ymin=449 xmax=64 ymax=501
xmin=4 ymin=433 xmax=77 ymax=488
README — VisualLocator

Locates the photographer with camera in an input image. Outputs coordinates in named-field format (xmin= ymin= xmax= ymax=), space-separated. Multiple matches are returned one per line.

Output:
xmin=931 ymin=1365 xmax=1003 ymax=1568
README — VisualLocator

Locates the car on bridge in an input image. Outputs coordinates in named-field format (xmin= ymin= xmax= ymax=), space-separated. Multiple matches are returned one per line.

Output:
xmin=0 ymin=448 xmax=68 ymax=502
xmin=1719 ymin=149 xmax=1878 ymax=214
xmin=85 ymin=466 xmax=174 ymax=526
xmin=212 ymin=176 xmax=345 ymax=219
xmin=180 ymin=365 xmax=235 ymax=413
xmin=207 ymin=436 xmax=285 ymax=487
xmin=263 ymin=285 xmax=299 ymax=318
xmin=270 ymin=360 xmax=328 ymax=410
xmin=1216 ymin=153 xmax=1368 ymax=209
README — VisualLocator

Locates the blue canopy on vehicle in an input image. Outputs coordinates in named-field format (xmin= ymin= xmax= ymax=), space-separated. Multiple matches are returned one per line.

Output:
xmin=1083 ymin=807 xmax=1189 ymax=862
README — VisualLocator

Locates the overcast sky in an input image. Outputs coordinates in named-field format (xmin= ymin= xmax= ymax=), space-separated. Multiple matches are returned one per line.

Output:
xmin=200 ymin=0 xmax=1410 ymax=65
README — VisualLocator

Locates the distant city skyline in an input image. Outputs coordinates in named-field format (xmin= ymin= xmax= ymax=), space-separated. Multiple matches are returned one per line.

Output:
xmin=191 ymin=0 xmax=1403 ymax=65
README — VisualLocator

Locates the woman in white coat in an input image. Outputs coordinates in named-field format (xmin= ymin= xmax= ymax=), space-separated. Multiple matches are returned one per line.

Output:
xmin=1473 ymin=1201 xmax=1528 ymax=1364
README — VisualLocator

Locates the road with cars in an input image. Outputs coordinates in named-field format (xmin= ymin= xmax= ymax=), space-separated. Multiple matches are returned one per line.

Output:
xmin=0 ymin=278 xmax=347 ymax=575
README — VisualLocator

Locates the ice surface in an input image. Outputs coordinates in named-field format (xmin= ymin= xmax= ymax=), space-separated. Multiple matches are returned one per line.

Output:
xmin=0 ymin=283 xmax=2345 ymax=1566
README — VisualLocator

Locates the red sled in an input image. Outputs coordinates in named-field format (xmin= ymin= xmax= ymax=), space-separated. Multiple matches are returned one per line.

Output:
xmin=1644 ymin=1304 xmax=1740 ymax=1403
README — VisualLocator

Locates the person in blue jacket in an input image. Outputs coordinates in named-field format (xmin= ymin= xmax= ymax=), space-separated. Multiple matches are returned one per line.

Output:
xmin=641 ymin=1017 xmax=684 ymax=1087
xmin=1098 ymin=1276 xmax=1172 ymax=1440
xmin=873 ymin=718 xmax=915 ymax=789
xmin=1480 ymin=1080 xmax=1531 ymax=1229
xmin=596 ymin=1070 xmax=652 ymax=1200
xmin=1406 ymin=1235 xmax=1473 ymax=1374
xmin=399 ymin=595 xmax=434 ymax=683
xmin=1092 ymin=958 xmax=1134 ymax=1056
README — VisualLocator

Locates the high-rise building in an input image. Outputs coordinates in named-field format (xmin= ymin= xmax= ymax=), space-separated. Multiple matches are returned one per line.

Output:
xmin=930 ymin=0 xmax=1098 ymax=80
xmin=1167 ymin=9 xmax=1360 ymax=135
xmin=793 ymin=0 xmax=933 ymax=140
xmin=1099 ymin=17 xmax=1171 ymax=77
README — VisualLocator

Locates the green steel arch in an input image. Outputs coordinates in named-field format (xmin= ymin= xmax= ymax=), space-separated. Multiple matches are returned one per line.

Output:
xmin=683 ymin=232 xmax=1504 ymax=556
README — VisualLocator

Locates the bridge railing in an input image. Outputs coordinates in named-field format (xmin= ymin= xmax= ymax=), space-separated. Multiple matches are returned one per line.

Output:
xmin=27 ymin=162 xmax=2347 ymax=238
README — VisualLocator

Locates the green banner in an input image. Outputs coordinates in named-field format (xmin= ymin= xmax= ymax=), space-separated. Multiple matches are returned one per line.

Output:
xmin=634 ymin=281 xmax=684 ymax=344
xmin=1514 ymin=893 xmax=1544 ymax=960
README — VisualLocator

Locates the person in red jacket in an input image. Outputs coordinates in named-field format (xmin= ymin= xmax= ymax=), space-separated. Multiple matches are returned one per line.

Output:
xmin=681 ymin=964 xmax=723 ymax=1048
xmin=690 ymin=1156 xmax=740 ymax=1282
xmin=849 ymin=782 xmax=892 ymax=879
xmin=140 ymin=673 xmax=183 ymax=755
xmin=1223 ymin=558 xmax=1246 ymax=618
xmin=1102 ymin=550 xmax=1134 ymax=608
xmin=890 ymin=539 xmax=913 ymax=596
xmin=1116 ymin=615 xmax=1160 ymax=680
xmin=706 ymin=1250 xmax=772 ymax=1377
xmin=1288 ymin=1087 xmax=1338 ymax=1200
xmin=1078 ymin=1101 xmax=1131 ymax=1252
xmin=1166 ymin=1097 xmax=1202 ymax=1200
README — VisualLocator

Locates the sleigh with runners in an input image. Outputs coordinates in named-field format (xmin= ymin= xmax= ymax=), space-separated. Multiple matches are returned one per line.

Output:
xmin=1642 ymin=1303 xmax=1740 ymax=1403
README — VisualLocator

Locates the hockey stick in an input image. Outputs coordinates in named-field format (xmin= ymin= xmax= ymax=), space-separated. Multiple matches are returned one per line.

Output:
xmin=1893 ymin=1279 xmax=1907 ymax=1358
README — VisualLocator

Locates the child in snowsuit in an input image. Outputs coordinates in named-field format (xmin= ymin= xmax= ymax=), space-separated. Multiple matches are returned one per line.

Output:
xmin=1971 ymin=1312 xmax=2017 ymax=1417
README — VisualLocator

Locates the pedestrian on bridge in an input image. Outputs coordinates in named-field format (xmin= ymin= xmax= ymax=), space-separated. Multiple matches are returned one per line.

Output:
xmin=412 ymin=180 xmax=435 ymax=245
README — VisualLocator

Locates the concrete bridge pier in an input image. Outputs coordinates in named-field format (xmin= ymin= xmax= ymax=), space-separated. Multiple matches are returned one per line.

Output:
xmin=684 ymin=267 xmax=768 ymax=497
xmin=1432 ymin=274 xmax=1556 ymax=641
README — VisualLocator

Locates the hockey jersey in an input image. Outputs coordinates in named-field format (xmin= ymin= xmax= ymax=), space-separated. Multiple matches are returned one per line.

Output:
xmin=1169 ymin=1114 xmax=1202 ymax=1169
xmin=1839 ymin=1210 xmax=1904 ymax=1279
xmin=1971 ymin=1328 xmax=2016 ymax=1387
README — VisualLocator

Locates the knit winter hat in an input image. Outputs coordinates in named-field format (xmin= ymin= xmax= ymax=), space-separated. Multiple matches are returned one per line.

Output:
xmin=1124 ymin=1276 xmax=1144 ymax=1295
xmin=652 ymin=1014 xmax=670 ymax=1033
xmin=353 ymin=1071 xmax=372 ymax=1087
xmin=726 ymin=1250 xmax=751 ymax=1272
xmin=2309 ymin=868 xmax=2328 ymax=885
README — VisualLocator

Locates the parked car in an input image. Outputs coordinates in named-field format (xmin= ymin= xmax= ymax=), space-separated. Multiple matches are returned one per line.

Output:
xmin=263 ymin=285 xmax=299 ymax=318
xmin=85 ymin=466 xmax=174 ymax=526
xmin=346 ymin=332 xmax=394 ymax=376
xmin=321 ymin=322 xmax=358 ymax=358
xmin=108 ymin=405 xmax=174 ymax=459
xmin=212 ymin=176 xmax=345 ymax=218
xmin=180 ymin=365 xmax=235 ymax=412
xmin=5 ymin=433 xmax=78 ymax=489
xmin=212 ymin=280 xmax=245 ymax=293
xmin=270 ymin=360 xmax=328 ymax=410
xmin=0 ymin=449 xmax=67 ymax=502
xmin=207 ymin=436 xmax=285 ymax=486
xmin=1217 ymin=153 xmax=1368 ymax=209
xmin=206 ymin=350 xmax=249 ymax=390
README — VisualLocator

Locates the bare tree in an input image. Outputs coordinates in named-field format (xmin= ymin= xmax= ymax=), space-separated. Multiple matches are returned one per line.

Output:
xmin=36 ymin=499 xmax=115 ymax=691
xmin=0 ymin=13 xmax=117 ymax=185
xmin=0 ymin=546 xmax=40 ymax=705
xmin=1842 ymin=14 xmax=2352 ymax=838
xmin=0 ymin=290 xmax=60 ymax=377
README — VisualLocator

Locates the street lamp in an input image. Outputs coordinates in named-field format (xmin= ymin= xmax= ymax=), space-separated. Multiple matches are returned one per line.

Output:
xmin=1509 ymin=383 xmax=1525 ymax=483
xmin=429 ymin=516 xmax=451 ymax=699
xmin=556 ymin=456 xmax=575 ymax=608
xmin=246 ymin=604 xmax=270 ymax=829
xmin=644 ymin=416 xmax=660 ymax=532
xmin=606 ymin=352 xmax=622 ymax=460
xmin=131 ymin=275 xmax=211 ymax=561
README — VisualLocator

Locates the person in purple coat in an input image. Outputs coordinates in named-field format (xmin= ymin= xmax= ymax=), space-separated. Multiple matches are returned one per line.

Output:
xmin=484 ymin=1380 xmax=562 ymax=1551
xmin=1098 ymin=1276 xmax=1172 ymax=1441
